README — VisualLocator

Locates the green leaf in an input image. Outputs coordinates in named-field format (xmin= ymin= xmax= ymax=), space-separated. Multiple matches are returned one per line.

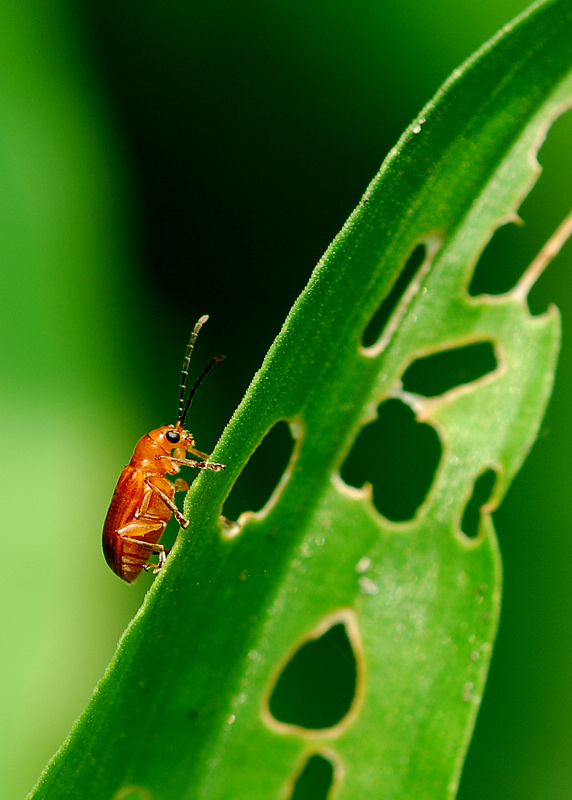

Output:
xmin=29 ymin=0 xmax=572 ymax=798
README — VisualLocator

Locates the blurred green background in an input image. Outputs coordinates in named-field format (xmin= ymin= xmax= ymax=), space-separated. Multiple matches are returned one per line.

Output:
xmin=2 ymin=0 xmax=571 ymax=797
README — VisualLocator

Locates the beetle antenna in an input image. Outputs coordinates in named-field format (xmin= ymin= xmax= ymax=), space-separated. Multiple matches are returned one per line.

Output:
xmin=180 ymin=355 xmax=225 ymax=426
xmin=178 ymin=314 xmax=209 ymax=422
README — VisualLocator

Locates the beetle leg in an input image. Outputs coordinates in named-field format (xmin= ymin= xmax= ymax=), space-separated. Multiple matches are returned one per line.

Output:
xmin=120 ymin=536 xmax=171 ymax=574
xmin=121 ymin=535 xmax=166 ymax=555
xmin=143 ymin=547 xmax=172 ymax=574
xmin=172 ymin=445 xmax=211 ymax=460
xmin=187 ymin=446 xmax=210 ymax=460
xmin=133 ymin=483 xmax=154 ymax=520
xmin=144 ymin=478 xmax=189 ymax=528
xmin=173 ymin=478 xmax=190 ymax=492
xmin=160 ymin=455 xmax=226 ymax=472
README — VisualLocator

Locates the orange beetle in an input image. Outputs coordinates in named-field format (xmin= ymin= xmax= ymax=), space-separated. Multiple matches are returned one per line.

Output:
xmin=102 ymin=315 xmax=225 ymax=582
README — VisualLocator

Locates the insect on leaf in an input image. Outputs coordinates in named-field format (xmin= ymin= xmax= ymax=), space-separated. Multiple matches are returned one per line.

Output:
xmin=29 ymin=0 xmax=572 ymax=798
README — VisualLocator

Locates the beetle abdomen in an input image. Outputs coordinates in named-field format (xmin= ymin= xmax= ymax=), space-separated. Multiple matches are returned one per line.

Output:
xmin=103 ymin=467 xmax=173 ymax=582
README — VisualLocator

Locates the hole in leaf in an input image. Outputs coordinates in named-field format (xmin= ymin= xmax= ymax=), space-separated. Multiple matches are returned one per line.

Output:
xmin=268 ymin=622 xmax=357 ymax=730
xmin=461 ymin=469 xmax=497 ymax=538
xmin=469 ymin=108 xmax=572 ymax=300
xmin=222 ymin=420 xmax=294 ymax=520
xmin=362 ymin=243 xmax=426 ymax=347
xmin=341 ymin=398 xmax=440 ymax=521
xmin=288 ymin=754 xmax=335 ymax=800
xmin=402 ymin=341 xmax=497 ymax=397
xmin=468 ymin=221 xmax=525 ymax=296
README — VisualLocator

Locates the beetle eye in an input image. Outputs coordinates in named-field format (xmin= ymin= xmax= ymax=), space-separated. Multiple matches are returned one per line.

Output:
xmin=166 ymin=430 xmax=180 ymax=444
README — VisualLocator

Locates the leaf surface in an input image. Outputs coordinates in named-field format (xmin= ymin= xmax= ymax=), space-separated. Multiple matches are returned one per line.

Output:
xmin=29 ymin=1 xmax=572 ymax=798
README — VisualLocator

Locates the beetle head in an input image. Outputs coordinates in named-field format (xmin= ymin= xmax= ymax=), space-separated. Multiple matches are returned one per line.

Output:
xmin=158 ymin=424 xmax=196 ymax=453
